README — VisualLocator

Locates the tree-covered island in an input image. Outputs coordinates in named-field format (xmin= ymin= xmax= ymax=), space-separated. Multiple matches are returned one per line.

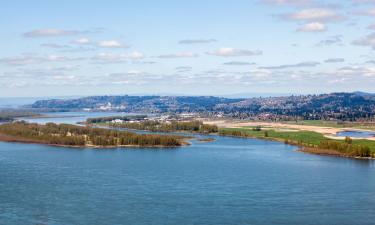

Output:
xmin=0 ymin=121 xmax=187 ymax=148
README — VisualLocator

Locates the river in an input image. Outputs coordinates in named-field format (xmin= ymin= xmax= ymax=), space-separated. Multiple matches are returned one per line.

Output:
xmin=1 ymin=112 xmax=375 ymax=225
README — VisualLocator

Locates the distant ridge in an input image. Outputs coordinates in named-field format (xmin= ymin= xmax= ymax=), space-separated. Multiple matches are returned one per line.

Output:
xmin=27 ymin=92 xmax=375 ymax=120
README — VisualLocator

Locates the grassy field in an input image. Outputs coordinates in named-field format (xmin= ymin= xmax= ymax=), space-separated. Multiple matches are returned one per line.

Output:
xmin=220 ymin=127 xmax=325 ymax=145
xmin=219 ymin=127 xmax=375 ymax=153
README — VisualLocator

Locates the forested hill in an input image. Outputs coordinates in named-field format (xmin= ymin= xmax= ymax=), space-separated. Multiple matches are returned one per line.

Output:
xmin=29 ymin=96 xmax=242 ymax=113
xmin=28 ymin=92 xmax=375 ymax=120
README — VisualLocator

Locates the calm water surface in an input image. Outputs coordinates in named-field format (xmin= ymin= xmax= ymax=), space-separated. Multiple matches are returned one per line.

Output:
xmin=336 ymin=130 xmax=375 ymax=138
xmin=1 ymin=113 xmax=375 ymax=225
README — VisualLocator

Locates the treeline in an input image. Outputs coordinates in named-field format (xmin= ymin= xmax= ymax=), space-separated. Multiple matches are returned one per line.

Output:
xmin=103 ymin=120 xmax=218 ymax=133
xmin=0 ymin=121 xmax=184 ymax=147
xmin=318 ymin=139 xmax=372 ymax=158
xmin=218 ymin=129 xmax=266 ymax=138
xmin=86 ymin=115 xmax=147 ymax=124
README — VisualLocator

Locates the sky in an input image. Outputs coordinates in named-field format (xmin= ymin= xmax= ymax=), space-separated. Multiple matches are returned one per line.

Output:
xmin=1 ymin=0 xmax=375 ymax=97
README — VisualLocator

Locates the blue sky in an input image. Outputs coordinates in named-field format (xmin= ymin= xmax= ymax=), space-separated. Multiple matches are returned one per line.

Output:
xmin=1 ymin=0 xmax=375 ymax=97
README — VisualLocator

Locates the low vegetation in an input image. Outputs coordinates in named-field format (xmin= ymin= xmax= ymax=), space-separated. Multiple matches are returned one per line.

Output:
xmin=0 ymin=121 xmax=185 ymax=147
xmin=219 ymin=127 xmax=375 ymax=158
xmin=92 ymin=120 xmax=219 ymax=134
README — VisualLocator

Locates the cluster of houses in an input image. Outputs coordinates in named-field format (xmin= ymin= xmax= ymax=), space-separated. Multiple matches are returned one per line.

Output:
xmin=108 ymin=113 xmax=200 ymax=124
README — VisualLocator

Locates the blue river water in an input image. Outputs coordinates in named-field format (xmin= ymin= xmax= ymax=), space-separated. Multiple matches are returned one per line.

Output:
xmin=1 ymin=113 xmax=375 ymax=225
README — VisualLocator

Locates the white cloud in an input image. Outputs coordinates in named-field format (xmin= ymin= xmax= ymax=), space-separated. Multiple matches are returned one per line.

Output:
xmin=74 ymin=37 xmax=90 ymax=44
xmin=0 ymin=54 xmax=82 ymax=66
xmin=127 ymin=51 xmax=144 ymax=60
xmin=23 ymin=29 xmax=82 ymax=37
xmin=97 ymin=40 xmax=128 ymax=48
xmin=53 ymin=75 xmax=76 ymax=80
xmin=282 ymin=8 xmax=342 ymax=22
xmin=338 ymin=66 xmax=375 ymax=77
xmin=206 ymin=48 xmax=262 ymax=57
xmin=92 ymin=51 xmax=144 ymax=63
xmin=157 ymin=52 xmax=198 ymax=58
xmin=41 ymin=43 xmax=70 ymax=48
xmin=297 ymin=22 xmax=326 ymax=32
xmin=46 ymin=55 xmax=67 ymax=61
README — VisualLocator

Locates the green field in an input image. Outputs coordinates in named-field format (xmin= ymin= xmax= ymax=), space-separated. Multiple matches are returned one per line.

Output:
xmin=220 ymin=127 xmax=325 ymax=145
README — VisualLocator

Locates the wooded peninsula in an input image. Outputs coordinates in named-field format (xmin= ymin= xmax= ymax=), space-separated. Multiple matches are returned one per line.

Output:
xmin=0 ymin=121 xmax=186 ymax=148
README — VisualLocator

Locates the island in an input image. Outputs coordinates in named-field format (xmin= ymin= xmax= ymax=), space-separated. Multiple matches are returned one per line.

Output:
xmin=85 ymin=116 xmax=219 ymax=134
xmin=0 ymin=121 xmax=187 ymax=148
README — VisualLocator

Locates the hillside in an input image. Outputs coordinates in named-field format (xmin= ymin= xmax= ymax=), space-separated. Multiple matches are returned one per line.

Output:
xmin=29 ymin=96 xmax=243 ymax=113
xmin=28 ymin=92 xmax=375 ymax=121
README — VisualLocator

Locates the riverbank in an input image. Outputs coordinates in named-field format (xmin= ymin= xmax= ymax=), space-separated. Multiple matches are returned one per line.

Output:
xmin=218 ymin=127 xmax=375 ymax=159
xmin=298 ymin=147 xmax=375 ymax=160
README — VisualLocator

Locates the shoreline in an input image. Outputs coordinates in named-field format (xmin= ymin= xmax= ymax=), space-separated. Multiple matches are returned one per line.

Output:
xmin=217 ymin=132 xmax=375 ymax=160
xmin=91 ymin=120 xmax=375 ymax=159
xmin=298 ymin=147 xmax=375 ymax=160
xmin=0 ymin=133 xmax=190 ymax=149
